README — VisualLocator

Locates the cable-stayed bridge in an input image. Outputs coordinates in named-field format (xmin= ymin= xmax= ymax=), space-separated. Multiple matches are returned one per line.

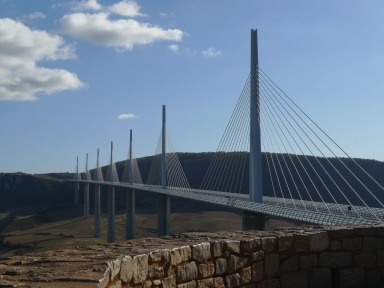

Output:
xmin=70 ymin=30 xmax=384 ymax=243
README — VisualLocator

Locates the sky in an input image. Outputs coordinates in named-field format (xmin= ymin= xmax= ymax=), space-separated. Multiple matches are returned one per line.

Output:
xmin=1 ymin=0 xmax=384 ymax=174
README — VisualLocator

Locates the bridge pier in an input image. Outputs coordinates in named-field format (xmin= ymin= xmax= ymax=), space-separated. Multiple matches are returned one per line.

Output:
xmin=242 ymin=211 xmax=265 ymax=231
xmin=125 ymin=189 xmax=135 ymax=240
xmin=107 ymin=186 xmax=115 ymax=243
xmin=94 ymin=184 xmax=101 ymax=237
xmin=83 ymin=183 xmax=89 ymax=219
xmin=157 ymin=194 xmax=170 ymax=236
xmin=75 ymin=182 xmax=80 ymax=205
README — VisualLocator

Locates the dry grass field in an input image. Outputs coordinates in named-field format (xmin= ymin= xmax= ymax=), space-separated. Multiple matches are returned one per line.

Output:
xmin=0 ymin=206 xmax=297 ymax=257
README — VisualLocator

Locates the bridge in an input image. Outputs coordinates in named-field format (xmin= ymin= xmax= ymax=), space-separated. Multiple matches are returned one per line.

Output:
xmin=70 ymin=30 xmax=384 ymax=243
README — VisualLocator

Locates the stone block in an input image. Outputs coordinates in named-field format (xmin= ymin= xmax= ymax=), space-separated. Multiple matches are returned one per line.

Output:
xmin=240 ymin=266 xmax=252 ymax=284
xmin=251 ymin=250 xmax=265 ymax=262
xmin=109 ymin=280 xmax=122 ymax=288
xmin=264 ymin=253 xmax=279 ymax=276
xmin=319 ymin=252 xmax=352 ymax=268
xmin=377 ymin=250 xmax=384 ymax=266
xmin=225 ymin=273 xmax=241 ymax=288
xmin=262 ymin=237 xmax=276 ymax=253
xmin=294 ymin=233 xmax=309 ymax=252
xmin=363 ymin=237 xmax=383 ymax=252
xmin=198 ymin=263 xmax=215 ymax=278
xmin=256 ymin=279 xmax=280 ymax=288
xmin=171 ymin=246 xmax=192 ymax=265
xmin=365 ymin=269 xmax=383 ymax=288
xmin=211 ymin=240 xmax=223 ymax=257
xmin=215 ymin=258 xmax=227 ymax=275
xmin=276 ymin=234 xmax=293 ymax=252
xmin=308 ymin=231 xmax=329 ymax=251
xmin=353 ymin=253 xmax=376 ymax=267
xmin=192 ymin=243 xmax=211 ymax=263
xmin=338 ymin=267 xmax=364 ymax=288
xmin=324 ymin=227 xmax=353 ymax=238
xmin=354 ymin=226 xmax=376 ymax=236
xmin=149 ymin=265 xmax=164 ymax=278
xmin=299 ymin=254 xmax=318 ymax=269
xmin=176 ymin=261 xmax=198 ymax=283
xmin=143 ymin=280 xmax=152 ymax=288
xmin=132 ymin=254 xmax=149 ymax=284
xmin=252 ymin=261 xmax=263 ymax=283
xmin=240 ymin=237 xmax=261 ymax=253
xmin=224 ymin=240 xmax=240 ymax=254
xmin=228 ymin=254 xmax=248 ymax=273
xmin=279 ymin=255 xmax=298 ymax=273
xmin=149 ymin=249 xmax=171 ymax=263
xmin=309 ymin=268 xmax=331 ymax=288
xmin=342 ymin=237 xmax=361 ymax=251
xmin=163 ymin=276 xmax=176 ymax=288
xmin=98 ymin=267 xmax=110 ymax=288
xmin=330 ymin=240 xmax=342 ymax=251
xmin=108 ymin=259 xmax=121 ymax=281
xmin=280 ymin=271 xmax=307 ymax=288
xmin=120 ymin=256 xmax=133 ymax=283
xmin=375 ymin=225 xmax=384 ymax=236
xmin=197 ymin=277 xmax=225 ymax=288
xmin=153 ymin=279 xmax=161 ymax=286
xmin=177 ymin=280 xmax=196 ymax=288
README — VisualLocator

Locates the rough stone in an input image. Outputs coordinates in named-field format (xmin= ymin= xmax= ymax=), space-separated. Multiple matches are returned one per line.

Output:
xmin=324 ymin=227 xmax=353 ymax=238
xmin=377 ymin=250 xmax=384 ymax=266
xmin=224 ymin=240 xmax=240 ymax=254
xmin=262 ymin=237 xmax=276 ymax=253
xmin=279 ymin=255 xmax=298 ymax=273
xmin=366 ymin=269 xmax=382 ymax=288
xmin=338 ymin=267 xmax=364 ymax=288
xmin=132 ymin=254 xmax=149 ymax=284
xmin=192 ymin=243 xmax=211 ymax=263
xmin=353 ymin=253 xmax=376 ymax=267
xmin=198 ymin=263 xmax=215 ymax=278
xmin=256 ymin=279 xmax=280 ymax=288
xmin=363 ymin=237 xmax=383 ymax=252
xmin=197 ymin=277 xmax=225 ymax=288
xmin=108 ymin=259 xmax=121 ymax=281
xmin=251 ymin=250 xmax=265 ymax=262
xmin=240 ymin=266 xmax=252 ymax=284
xmin=120 ymin=256 xmax=133 ymax=283
xmin=342 ymin=237 xmax=361 ymax=251
xmin=330 ymin=240 xmax=342 ymax=251
xmin=177 ymin=261 xmax=198 ymax=282
xmin=149 ymin=249 xmax=171 ymax=263
xmin=177 ymin=280 xmax=196 ymax=288
xmin=110 ymin=280 xmax=122 ymax=288
xmin=228 ymin=254 xmax=248 ymax=273
xmin=252 ymin=261 xmax=263 ymax=283
xmin=162 ymin=276 xmax=176 ymax=288
xmin=309 ymin=268 xmax=331 ymax=288
xmin=153 ymin=279 xmax=162 ymax=285
xmin=211 ymin=240 xmax=224 ymax=257
xmin=149 ymin=265 xmax=164 ymax=278
xmin=225 ymin=273 xmax=241 ymax=288
xmin=240 ymin=238 xmax=261 ymax=253
xmin=264 ymin=253 xmax=279 ymax=276
xmin=294 ymin=233 xmax=309 ymax=252
xmin=280 ymin=271 xmax=307 ymax=288
xmin=215 ymin=258 xmax=227 ymax=275
xmin=308 ymin=231 xmax=329 ymax=251
xmin=354 ymin=226 xmax=376 ymax=236
xmin=99 ymin=267 xmax=111 ymax=288
xmin=319 ymin=252 xmax=352 ymax=268
xmin=171 ymin=246 xmax=192 ymax=265
xmin=276 ymin=234 xmax=293 ymax=252
xmin=299 ymin=254 xmax=318 ymax=269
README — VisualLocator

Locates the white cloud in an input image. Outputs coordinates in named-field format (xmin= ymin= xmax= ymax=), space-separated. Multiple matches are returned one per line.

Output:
xmin=0 ymin=18 xmax=83 ymax=101
xmin=108 ymin=1 xmax=145 ymax=17
xmin=24 ymin=12 xmax=46 ymax=21
xmin=118 ymin=113 xmax=137 ymax=120
xmin=202 ymin=47 xmax=222 ymax=57
xmin=60 ymin=12 xmax=184 ymax=50
xmin=168 ymin=44 xmax=179 ymax=54
xmin=72 ymin=0 xmax=102 ymax=11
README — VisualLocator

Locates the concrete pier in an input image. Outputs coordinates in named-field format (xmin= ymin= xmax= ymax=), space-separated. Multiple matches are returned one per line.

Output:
xmin=157 ymin=194 xmax=170 ymax=236
xmin=125 ymin=189 xmax=135 ymax=240
xmin=107 ymin=186 xmax=115 ymax=243
xmin=94 ymin=184 xmax=101 ymax=238
xmin=83 ymin=183 xmax=89 ymax=219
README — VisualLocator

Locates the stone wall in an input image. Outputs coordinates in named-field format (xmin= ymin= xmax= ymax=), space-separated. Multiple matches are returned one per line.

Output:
xmin=99 ymin=225 xmax=384 ymax=288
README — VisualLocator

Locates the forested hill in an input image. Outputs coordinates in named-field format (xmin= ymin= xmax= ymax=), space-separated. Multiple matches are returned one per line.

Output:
xmin=1 ymin=152 xmax=384 ymax=209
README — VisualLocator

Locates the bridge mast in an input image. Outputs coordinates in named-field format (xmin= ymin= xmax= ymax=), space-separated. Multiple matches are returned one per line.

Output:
xmin=249 ymin=29 xmax=262 ymax=203
xmin=126 ymin=129 xmax=135 ymax=240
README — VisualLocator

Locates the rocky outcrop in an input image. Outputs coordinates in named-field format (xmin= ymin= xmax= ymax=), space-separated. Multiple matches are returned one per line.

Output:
xmin=1 ymin=225 xmax=384 ymax=287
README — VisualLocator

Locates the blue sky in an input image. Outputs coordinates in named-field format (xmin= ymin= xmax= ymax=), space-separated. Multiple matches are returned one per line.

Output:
xmin=1 ymin=0 xmax=384 ymax=174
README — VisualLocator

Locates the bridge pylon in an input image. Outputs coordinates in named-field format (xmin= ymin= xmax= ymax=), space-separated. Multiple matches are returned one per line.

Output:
xmin=126 ymin=129 xmax=136 ymax=240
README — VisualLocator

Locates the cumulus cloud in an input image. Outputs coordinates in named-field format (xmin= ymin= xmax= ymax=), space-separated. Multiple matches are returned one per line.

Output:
xmin=168 ymin=44 xmax=179 ymax=54
xmin=108 ymin=1 xmax=145 ymax=17
xmin=117 ymin=113 xmax=137 ymax=120
xmin=72 ymin=0 xmax=102 ymax=11
xmin=23 ymin=12 xmax=46 ymax=21
xmin=0 ymin=18 xmax=83 ymax=101
xmin=60 ymin=1 xmax=184 ymax=51
xmin=202 ymin=47 xmax=222 ymax=57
